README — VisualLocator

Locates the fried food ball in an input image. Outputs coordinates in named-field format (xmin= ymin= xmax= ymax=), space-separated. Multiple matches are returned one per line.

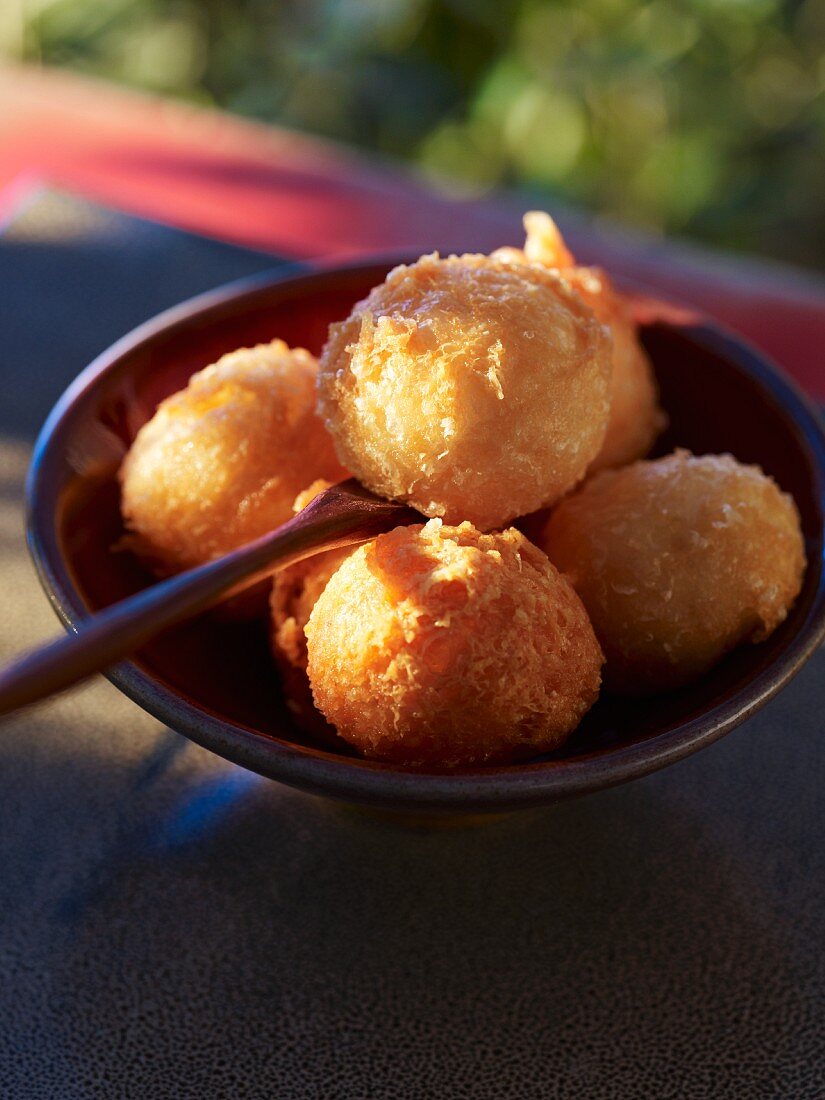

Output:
xmin=540 ymin=451 xmax=806 ymax=695
xmin=120 ymin=340 xmax=349 ymax=574
xmin=305 ymin=519 xmax=604 ymax=767
xmin=569 ymin=268 xmax=665 ymax=472
xmin=495 ymin=212 xmax=665 ymax=472
xmin=270 ymin=481 xmax=353 ymax=744
xmin=271 ymin=546 xmax=353 ymax=745
xmin=317 ymin=252 xmax=612 ymax=531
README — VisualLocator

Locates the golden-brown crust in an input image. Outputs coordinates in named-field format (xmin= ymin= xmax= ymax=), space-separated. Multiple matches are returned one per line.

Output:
xmin=119 ymin=340 xmax=349 ymax=574
xmin=305 ymin=520 xmax=604 ymax=767
xmin=495 ymin=212 xmax=665 ymax=472
xmin=270 ymin=546 xmax=353 ymax=747
xmin=317 ymin=253 xmax=612 ymax=531
xmin=566 ymin=267 xmax=666 ymax=472
xmin=540 ymin=451 xmax=807 ymax=694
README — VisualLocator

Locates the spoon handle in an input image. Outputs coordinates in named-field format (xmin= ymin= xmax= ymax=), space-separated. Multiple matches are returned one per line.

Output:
xmin=0 ymin=481 xmax=411 ymax=718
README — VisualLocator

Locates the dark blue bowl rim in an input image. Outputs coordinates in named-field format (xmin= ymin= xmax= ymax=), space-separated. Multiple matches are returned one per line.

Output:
xmin=25 ymin=257 xmax=825 ymax=812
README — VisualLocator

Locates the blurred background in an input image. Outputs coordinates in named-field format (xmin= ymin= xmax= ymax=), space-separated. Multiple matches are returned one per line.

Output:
xmin=1 ymin=0 xmax=824 ymax=269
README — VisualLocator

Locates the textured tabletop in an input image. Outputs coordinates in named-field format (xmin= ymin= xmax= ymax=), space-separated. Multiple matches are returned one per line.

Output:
xmin=0 ymin=192 xmax=823 ymax=1099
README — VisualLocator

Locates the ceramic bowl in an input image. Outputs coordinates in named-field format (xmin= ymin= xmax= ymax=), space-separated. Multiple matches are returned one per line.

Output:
xmin=26 ymin=259 xmax=825 ymax=813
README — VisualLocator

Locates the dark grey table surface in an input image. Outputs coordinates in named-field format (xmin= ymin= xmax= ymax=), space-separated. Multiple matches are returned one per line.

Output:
xmin=0 ymin=191 xmax=823 ymax=1099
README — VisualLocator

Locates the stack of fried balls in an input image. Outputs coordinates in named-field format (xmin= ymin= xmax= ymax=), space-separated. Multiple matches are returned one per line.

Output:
xmin=120 ymin=214 xmax=806 ymax=768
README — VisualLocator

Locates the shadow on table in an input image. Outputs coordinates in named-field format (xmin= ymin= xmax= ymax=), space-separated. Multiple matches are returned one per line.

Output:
xmin=0 ymin=203 xmax=281 ymax=443
xmin=15 ymin=741 xmax=806 ymax=1100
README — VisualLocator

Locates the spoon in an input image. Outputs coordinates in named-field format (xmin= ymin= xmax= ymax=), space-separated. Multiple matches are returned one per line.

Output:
xmin=0 ymin=480 xmax=417 ymax=718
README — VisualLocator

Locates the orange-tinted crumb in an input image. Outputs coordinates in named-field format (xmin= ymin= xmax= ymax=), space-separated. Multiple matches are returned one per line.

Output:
xmin=120 ymin=340 xmax=349 ymax=574
xmin=566 ymin=267 xmax=666 ymax=472
xmin=305 ymin=519 xmax=604 ymax=767
xmin=269 ymin=480 xmax=354 ymax=743
xmin=271 ymin=545 xmax=353 ymax=745
xmin=317 ymin=252 xmax=612 ymax=531
xmin=540 ymin=450 xmax=806 ymax=694
xmin=495 ymin=212 xmax=665 ymax=472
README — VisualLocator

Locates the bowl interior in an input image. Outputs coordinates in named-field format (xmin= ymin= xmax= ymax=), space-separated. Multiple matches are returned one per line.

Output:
xmin=30 ymin=261 xmax=825 ymax=805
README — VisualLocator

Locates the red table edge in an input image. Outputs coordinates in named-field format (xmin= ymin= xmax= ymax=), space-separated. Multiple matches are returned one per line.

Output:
xmin=1 ymin=63 xmax=823 ymax=397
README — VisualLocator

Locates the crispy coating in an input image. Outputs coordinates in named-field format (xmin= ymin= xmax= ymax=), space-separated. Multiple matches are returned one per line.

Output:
xmin=495 ymin=212 xmax=665 ymax=472
xmin=270 ymin=480 xmax=353 ymax=743
xmin=521 ymin=209 xmax=576 ymax=268
xmin=317 ymin=253 xmax=612 ymax=531
xmin=567 ymin=267 xmax=665 ymax=472
xmin=305 ymin=520 xmax=604 ymax=767
xmin=120 ymin=341 xmax=349 ymax=573
xmin=540 ymin=451 xmax=806 ymax=695
xmin=271 ymin=545 xmax=353 ymax=744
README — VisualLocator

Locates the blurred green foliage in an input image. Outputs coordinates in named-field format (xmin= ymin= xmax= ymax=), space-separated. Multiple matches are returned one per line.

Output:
xmin=3 ymin=0 xmax=825 ymax=267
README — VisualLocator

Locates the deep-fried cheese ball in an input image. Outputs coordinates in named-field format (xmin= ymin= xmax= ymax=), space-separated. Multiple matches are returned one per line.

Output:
xmin=495 ymin=212 xmax=665 ymax=472
xmin=305 ymin=520 xmax=604 ymax=767
xmin=120 ymin=341 xmax=348 ymax=573
xmin=317 ymin=253 xmax=612 ymax=531
xmin=571 ymin=267 xmax=665 ymax=473
xmin=270 ymin=482 xmax=353 ymax=742
xmin=271 ymin=546 xmax=353 ymax=743
xmin=540 ymin=451 xmax=806 ymax=695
